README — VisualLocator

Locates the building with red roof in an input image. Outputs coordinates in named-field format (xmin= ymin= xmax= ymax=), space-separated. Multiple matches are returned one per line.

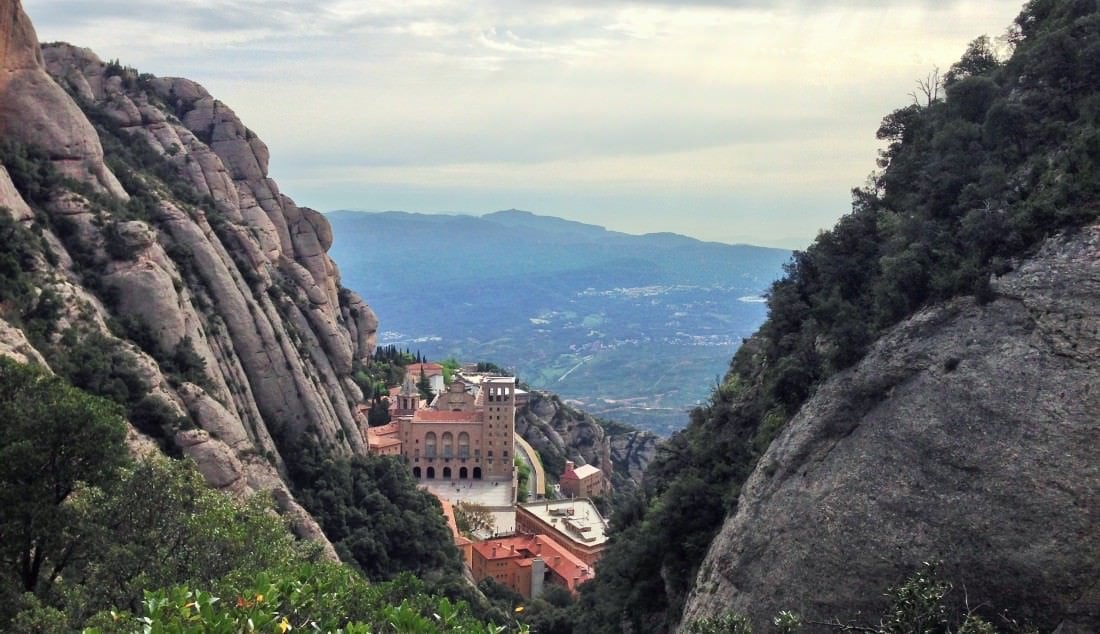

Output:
xmin=558 ymin=460 xmax=604 ymax=499
xmin=515 ymin=498 xmax=609 ymax=567
xmin=471 ymin=534 xmax=594 ymax=599
xmin=405 ymin=362 xmax=445 ymax=396
xmin=365 ymin=422 xmax=403 ymax=456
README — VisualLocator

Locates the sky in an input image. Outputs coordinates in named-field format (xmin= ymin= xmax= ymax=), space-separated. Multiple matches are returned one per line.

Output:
xmin=29 ymin=0 xmax=1025 ymax=248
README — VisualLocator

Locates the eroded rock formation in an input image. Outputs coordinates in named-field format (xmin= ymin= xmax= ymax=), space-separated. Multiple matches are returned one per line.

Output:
xmin=0 ymin=0 xmax=377 ymax=560
xmin=679 ymin=225 xmax=1100 ymax=632
xmin=516 ymin=390 xmax=659 ymax=492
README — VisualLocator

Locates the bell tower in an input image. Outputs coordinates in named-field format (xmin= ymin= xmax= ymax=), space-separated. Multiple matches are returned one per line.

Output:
xmin=484 ymin=376 xmax=516 ymax=479
xmin=396 ymin=374 xmax=420 ymax=417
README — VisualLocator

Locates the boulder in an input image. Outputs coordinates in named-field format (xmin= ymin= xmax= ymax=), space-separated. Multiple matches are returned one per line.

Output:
xmin=0 ymin=317 xmax=48 ymax=366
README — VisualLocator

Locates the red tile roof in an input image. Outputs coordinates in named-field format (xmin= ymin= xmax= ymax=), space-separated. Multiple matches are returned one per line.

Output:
xmin=471 ymin=534 xmax=594 ymax=593
xmin=368 ymin=422 xmax=401 ymax=436
xmin=367 ymin=422 xmax=402 ymax=450
xmin=369 ymin=436 xmax=402 ymax=449
xmin=406 ymin=363 xmax=444 ymax=377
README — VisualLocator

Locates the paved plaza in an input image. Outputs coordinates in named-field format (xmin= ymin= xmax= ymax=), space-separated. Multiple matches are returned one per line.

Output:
xmin=421 ymin=479 xmax=516 ymax=535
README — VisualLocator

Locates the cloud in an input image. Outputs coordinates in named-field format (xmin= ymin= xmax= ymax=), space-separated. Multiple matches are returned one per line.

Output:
xmin=27 ymin=0 xmax=1025 ymax=245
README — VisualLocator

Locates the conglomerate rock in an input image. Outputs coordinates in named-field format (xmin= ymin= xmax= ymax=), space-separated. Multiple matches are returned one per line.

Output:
xmin=0 ymin=0 xmax=381 ymax=561
xmin=516 ymin=390 xmax=659 ymax=492
xmin=680 ymin=224 xmax=1100 ymax=633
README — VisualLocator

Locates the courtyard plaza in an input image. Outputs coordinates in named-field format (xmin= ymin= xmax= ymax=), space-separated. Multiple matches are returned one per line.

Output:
xmin=420 ymin=477 xmax=517 ymax=535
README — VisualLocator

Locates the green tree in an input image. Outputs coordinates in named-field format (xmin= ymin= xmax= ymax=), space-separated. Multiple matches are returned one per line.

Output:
xmin=83 ymin=563 xmax=518 ymax=634
xmin=454 ymin=502 xmax=494 ymax=537
xmin=0 ymin=358 xmax=128 ymax=599
xmin=417 ymin=370 xmax=434 ymax=401
xmin=441 ymin=357 xmax=461 ymax=385
xmin=515 ymin=457 xmax=531 ymax=503
xmin=66 ymin=458 xmax=307 ymax=619
xmin=285 ymin=441 xmax=461 ymax=580
xmin=368 ymin=396 xmax=392 ymax=426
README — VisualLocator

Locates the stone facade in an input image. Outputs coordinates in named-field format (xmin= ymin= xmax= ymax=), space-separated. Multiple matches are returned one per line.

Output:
xmin=368 ymin=373 xmax=517 ymax=482
xmin=559 ymin=460 xmax=604 ymax=498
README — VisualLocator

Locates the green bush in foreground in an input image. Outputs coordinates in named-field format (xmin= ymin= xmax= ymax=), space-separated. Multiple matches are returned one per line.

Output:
xmin=83 ymin=563 xmax=525 ymax=634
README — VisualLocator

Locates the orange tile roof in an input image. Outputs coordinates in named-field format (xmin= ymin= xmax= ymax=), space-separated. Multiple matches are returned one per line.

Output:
xmin=367 ymin=422 xmax=402 ymax=450
xmin=367 ymin=422 xmax=401 ymax=436
xmin=562 ymin=464 xmax=601 ymax=481
xmin=406 ymin=363 xmax=444 ymax=377
xmin=471 ymin=534 xmax=594 ymax=592
xmin=369 ymin=436 xmax=402 ymax=449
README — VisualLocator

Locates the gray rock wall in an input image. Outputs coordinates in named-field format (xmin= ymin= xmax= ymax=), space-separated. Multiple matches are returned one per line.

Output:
xmin=679 ymin=225 xmax=1100 ymax=632
xmin=0 ymin=0 xmax=379 ymax=560
xmin=516 ymin=390 xmax=659 ymax=492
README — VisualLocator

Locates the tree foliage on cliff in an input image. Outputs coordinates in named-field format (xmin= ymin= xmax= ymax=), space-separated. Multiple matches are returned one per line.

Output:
xmin=285 ymin=439 xmax=462 ymax=581
xmin=574 ymin=2 xmax=1100 ymax=631
xmin=0 ymin=358 xmax=298 ymax=628
xmin=0 ymin=359 xmax=504 ymax=632
xmin=0 ymin=357 xmax=128 ymax=599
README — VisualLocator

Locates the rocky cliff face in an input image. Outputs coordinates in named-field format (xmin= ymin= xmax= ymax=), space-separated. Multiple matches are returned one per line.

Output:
xmin=0 ymin=0 xmax=378 ymax=557
xmin=679 ymin=225 xmax=1100 ymax=632
xmin=516 ymin=390 xmax=659 ymax=491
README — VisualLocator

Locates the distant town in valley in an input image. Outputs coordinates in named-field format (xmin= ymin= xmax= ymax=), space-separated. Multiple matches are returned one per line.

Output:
xmin=329 ymin=210 xmax=791 ymax=435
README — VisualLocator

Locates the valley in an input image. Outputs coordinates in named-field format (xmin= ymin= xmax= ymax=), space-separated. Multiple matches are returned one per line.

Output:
xmin=3 ymin=0 xmax=1098 ymax=631
xmin=328 ymin=210 xmax=789 ymax=435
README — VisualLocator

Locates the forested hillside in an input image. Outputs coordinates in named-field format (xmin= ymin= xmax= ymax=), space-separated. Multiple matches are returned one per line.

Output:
xmin=0 ymin=1 xmax=510 ymax=629
xmin=568 ymin=1 xmax=1100 ymax=631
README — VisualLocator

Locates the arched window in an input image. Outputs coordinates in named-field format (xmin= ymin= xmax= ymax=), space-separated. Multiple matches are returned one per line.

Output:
xmin=460 ymin=467 xmax=468 ymax=479
xmin=442 ymin=432 xmax=454 ymax=458
xmin=413 ymin=467 xmax=422 ymax=479
xmin=458 ymin=432 xmax=470 ymax=458
xmin=426 ymin=466 xmax=436 ymax=479
xmin=443 ymin=466 xmax=452 ymax=479
xmin=425 ymin=432 xmax=437 ymax=458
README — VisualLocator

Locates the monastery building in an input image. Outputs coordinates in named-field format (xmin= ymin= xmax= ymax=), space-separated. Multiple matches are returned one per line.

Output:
xmin=367 ymin=371 xmax=517 ymax=482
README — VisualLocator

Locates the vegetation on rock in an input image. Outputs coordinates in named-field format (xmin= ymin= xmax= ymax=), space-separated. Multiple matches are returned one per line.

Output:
xmin=0 ymin=358 xmax=511 ymax=632
xmin=572 ymin=1 xmax=1100 ymax=630
xmin=284 ymin=439 xmax=461 ymax=581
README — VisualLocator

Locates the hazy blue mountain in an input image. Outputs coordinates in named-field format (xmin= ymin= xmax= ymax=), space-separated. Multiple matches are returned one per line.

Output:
xmin=327 ymin=210 xmax=791 ymax=434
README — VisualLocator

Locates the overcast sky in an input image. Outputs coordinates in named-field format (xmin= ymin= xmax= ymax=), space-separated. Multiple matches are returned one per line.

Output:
xmin=29 ymin=0 xmax=1024 ymax=248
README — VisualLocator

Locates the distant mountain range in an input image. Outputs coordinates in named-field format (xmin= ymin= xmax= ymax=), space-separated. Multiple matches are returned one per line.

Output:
xmin=327 ymin=209 xmax=791 ymax=434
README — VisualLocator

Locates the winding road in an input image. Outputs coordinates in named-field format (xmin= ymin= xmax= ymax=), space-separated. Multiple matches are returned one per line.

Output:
xmin=513 ymin=432 xmax=546 ymax=500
